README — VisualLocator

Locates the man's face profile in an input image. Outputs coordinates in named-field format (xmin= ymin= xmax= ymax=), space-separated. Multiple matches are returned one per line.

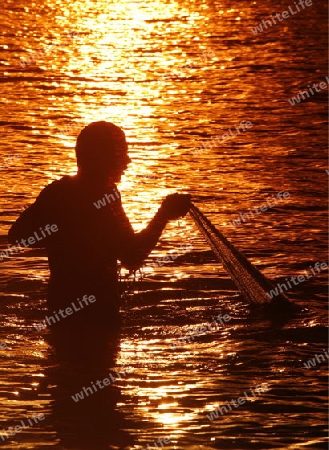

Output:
xmin=75 ymin=121 xmax=131 ymax=184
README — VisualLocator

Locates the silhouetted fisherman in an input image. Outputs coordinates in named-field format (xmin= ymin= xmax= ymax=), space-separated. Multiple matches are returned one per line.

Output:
xmin=8 ymin=121 xmax=191 ymax=331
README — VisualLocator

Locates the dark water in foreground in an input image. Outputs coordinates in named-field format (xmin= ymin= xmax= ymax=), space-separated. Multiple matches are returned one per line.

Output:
xmin=0 ymin=0 xmax=328 ymax=448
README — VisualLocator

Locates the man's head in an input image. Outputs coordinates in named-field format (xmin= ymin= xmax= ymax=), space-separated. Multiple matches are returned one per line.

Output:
xmin=75 ymin=121 xmax=131 ymax=183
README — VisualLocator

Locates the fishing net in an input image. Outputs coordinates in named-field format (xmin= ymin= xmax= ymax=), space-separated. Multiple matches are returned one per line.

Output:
xmin=190 ymin=204 xmax=294 ymax=308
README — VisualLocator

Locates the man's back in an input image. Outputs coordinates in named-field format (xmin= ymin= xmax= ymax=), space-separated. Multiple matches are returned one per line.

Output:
xmin=8 ymin=175 xmax=133 ymax=327
xmin=9 ymin=175 xmax=134 ymax=273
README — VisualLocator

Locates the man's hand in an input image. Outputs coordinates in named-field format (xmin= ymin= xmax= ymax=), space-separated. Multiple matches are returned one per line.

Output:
xmin=160 ymin=193 xmax=191 ymax=220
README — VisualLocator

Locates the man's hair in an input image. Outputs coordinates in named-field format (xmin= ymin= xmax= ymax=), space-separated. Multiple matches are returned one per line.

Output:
xmin=75 ymin=121 xmax=127 ymax=169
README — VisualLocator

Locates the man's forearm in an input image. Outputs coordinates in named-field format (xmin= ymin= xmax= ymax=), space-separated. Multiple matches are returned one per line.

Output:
xmin=119 ymin=207 xmax=169 ymax=270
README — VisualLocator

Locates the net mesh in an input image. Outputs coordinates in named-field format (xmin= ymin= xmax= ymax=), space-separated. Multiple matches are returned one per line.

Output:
xmin=190 ymin=204 xmax=293 ymax=307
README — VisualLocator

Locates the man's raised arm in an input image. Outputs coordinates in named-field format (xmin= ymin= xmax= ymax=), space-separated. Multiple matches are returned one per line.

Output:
xmin=115 ymin=193 xmax=191 ymax=270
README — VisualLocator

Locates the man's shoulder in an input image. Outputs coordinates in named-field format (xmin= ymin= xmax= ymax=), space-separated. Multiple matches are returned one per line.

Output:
xmin=38 ymin=175 xmax=75 ymax=199
xmin=44 ymin=175 xmax=74 ymax=189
